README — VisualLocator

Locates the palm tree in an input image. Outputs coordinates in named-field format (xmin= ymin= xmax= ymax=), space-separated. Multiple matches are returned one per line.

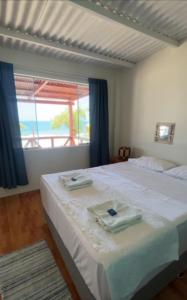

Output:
xmin=52 ymin=108 xmax=89 ymax=137
xmin=19 ymin=122 xmax=26 ymax=130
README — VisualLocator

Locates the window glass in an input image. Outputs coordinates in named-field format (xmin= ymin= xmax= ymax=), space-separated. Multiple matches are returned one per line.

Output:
xmin=15 ymin=75 xmax=90 ymax=149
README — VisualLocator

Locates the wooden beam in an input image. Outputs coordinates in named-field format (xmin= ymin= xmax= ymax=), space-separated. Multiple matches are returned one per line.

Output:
xmin=68 ymin=104 xmax=75 ymax=145
xmin=16 ymin=83 xmax=89 ymax=95
xmin=31 ymin=80 xmax=48 ymax=97
xmin=32 ymin=85 xmax=87 ymax=95
xmin=16 ymin=88 xmax=87 ymax=99
xmin=17 ymin=99 xmax=74 ymax=105
xmin=0 ymin=26 xmax=134 ymax=68
xmin=31 ymin=92 xmax=78 ymax=100
xmin=69 ymin=0 xmax=180 ymax=47
xmin=16 ymin=78 xmax=84 ymax=90
xmin=16 ymin=85 xmax=89 ymax=99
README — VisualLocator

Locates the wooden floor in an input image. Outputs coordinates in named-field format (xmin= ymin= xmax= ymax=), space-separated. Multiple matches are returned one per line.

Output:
xmin=0 ymin=191 xmax=187 ymax=300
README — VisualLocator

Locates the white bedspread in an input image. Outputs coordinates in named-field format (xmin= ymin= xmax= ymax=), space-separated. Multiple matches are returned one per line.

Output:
xmin=40 ymin=163 xmax=187 ymax=300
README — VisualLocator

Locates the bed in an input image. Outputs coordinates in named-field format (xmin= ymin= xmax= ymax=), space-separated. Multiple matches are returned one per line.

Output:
xmin=40 ymin=162 xmax=187 ymax=300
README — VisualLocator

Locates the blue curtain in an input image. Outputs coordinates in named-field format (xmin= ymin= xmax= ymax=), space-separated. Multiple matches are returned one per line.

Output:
xmin=0 ymin=61 xmax=28 ymax=188
xmin=88 ymin=78 xmax=110 ymax=167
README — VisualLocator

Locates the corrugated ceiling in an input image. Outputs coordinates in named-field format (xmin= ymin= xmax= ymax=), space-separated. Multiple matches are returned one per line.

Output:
xmin=0 ymin=0 xmax=186 ymax=67
xmin=99 ymin=0 xmax=187 ymax=42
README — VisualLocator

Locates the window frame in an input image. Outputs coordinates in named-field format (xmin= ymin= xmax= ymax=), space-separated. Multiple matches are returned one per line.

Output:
xmin=15 ymin=73 xmax=90 ymax=150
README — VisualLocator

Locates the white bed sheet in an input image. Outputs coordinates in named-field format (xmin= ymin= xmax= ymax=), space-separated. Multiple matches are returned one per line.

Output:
xmin=40 ymin=163 xmax=187 ymax=300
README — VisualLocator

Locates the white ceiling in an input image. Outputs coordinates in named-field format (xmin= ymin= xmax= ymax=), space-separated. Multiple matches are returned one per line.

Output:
xmin=0 ymin=0 xmax=186 ymax=68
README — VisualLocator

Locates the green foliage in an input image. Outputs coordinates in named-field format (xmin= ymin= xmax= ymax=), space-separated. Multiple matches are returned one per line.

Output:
xmin=20 ymin=122 xmax=26 ymax=130
xmin=52 ymin=109 xmax=69 ymax=129
xmin=52 ymin=108 xmax=89 ymax=136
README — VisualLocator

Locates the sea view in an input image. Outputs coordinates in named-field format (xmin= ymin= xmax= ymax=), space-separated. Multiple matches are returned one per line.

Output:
xmin=18 ymin=94 xmax=89 ymax=148
xmin=20 ymin=120 xmax=89 ymax=148
xmin=20 ymin=121 xmax=69 ymax=137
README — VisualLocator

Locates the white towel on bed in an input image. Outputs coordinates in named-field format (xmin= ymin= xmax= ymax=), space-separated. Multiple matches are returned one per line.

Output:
xmin=88 ymin=200 xmax=142 ymax=233
xmin=59 ymin=172 xmax=93 ymax=191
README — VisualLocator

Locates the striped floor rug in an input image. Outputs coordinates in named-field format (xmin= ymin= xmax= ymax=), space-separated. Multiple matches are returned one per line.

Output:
xmin=0 ymin=241 xmax=72 ymax=300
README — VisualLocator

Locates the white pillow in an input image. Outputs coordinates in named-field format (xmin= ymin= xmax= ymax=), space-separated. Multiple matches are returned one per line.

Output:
xmin=165 ymin=165 xmax=187 ymax=180
xmin=129 ymin=156 xmax=176 ymax=172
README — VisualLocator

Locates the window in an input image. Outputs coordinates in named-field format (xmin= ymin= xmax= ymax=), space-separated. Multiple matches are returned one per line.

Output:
xmin=15 ymin=75 xmax=90 ymax=148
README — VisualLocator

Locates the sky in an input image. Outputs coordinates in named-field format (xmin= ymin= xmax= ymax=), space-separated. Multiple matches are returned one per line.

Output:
xmin=17 ymin=96 xmax=89 ymax=121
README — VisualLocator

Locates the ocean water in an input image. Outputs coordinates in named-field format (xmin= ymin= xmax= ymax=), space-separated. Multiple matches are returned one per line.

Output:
xmin=20 ymin=121 xmax=69 ymax=136
xmin=20 ymin=120 xmax=89 ymax=148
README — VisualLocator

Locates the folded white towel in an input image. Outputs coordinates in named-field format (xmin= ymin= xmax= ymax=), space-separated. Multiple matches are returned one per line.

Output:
xmin=88 ymin=200 xmax=142 ymax=233
xmin=60 ymin=172 xmax=93 ymax=191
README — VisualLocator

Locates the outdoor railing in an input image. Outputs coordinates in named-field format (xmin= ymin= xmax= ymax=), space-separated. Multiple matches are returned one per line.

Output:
xmin=21 ymin=135 xmax=89 ymax=148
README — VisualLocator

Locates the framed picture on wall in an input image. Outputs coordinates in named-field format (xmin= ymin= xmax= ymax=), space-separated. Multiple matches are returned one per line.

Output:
xmin=154 ymin=122 xmax=175 ymax=144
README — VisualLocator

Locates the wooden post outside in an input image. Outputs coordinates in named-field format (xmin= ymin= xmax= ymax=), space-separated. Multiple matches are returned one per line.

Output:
xmin=68 ymin=103 xmax=75 ymax=145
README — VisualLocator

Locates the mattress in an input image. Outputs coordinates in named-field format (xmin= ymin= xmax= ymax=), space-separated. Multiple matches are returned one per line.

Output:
xmin=40 ymin=162 xmax=187 ymax=300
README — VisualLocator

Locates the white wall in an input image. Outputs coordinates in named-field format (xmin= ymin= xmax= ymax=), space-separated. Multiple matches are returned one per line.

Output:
xmin=0 ymin=47 xmax=122 ymax=197
xmin=0 ymin=146 xmax=89 ymax=197
xmin=120 ymin=42 xmax=187 ymax=165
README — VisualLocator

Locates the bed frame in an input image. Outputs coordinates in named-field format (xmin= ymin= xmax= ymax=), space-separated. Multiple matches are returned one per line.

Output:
xmin=45 ymin=210 xmax=187 ymax=300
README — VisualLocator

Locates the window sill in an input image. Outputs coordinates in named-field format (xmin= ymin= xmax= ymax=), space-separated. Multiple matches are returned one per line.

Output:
xmin=23 ymin=144 xmax=90 ymax=152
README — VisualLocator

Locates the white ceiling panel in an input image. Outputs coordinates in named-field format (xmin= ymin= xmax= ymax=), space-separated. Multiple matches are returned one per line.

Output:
xmin=0 ymin=0 xmax=186 ymax=67
xmin=99 ymin=0 xmax=187 ymax=41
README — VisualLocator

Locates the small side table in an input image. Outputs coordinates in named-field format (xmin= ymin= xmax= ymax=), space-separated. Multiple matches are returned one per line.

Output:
xmin=110 ymin=156 xmax=128 ymax=164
